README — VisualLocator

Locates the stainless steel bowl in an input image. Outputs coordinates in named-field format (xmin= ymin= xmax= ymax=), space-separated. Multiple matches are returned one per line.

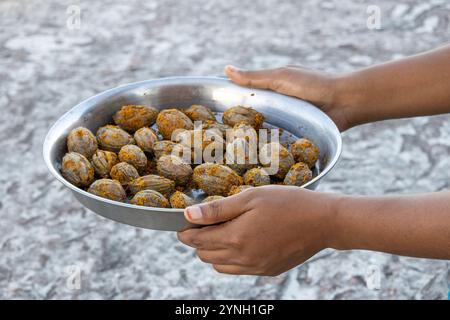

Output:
xmin=43 ymin=77 xmax=342 ymax=231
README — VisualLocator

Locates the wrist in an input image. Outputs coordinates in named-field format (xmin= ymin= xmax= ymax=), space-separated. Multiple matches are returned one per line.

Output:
xmin=305 ymin=191 xmax=348 ymax=250
xmin=330 ymin=73 xmax=363 ymax=130
xmin=321 ymin=193 xmax=352 ymax=250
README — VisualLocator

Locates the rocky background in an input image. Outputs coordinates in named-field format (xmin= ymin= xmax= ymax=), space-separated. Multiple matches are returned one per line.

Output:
xmin=0 ymin=0 xmax=449 ymax=299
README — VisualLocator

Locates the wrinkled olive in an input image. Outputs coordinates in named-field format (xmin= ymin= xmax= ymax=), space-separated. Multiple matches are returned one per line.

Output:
xmin=61 ymin=152 xmax=95 ymax=187
xmin=96 ymin=125 xmax=135 ymax=152
xmin=87 ymin=178 xmax=126 ymax=202
xmin=67 ymin=127 xmax=98 ymax=158
xmin=113 ymin=105 xmax=158 ymax=132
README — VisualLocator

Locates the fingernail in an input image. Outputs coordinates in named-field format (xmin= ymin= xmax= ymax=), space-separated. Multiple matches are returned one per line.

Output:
xmin=185 ymin=206 xmax=202 ymax=221
xmin=225 ymin=65 xmax=238 ymax=73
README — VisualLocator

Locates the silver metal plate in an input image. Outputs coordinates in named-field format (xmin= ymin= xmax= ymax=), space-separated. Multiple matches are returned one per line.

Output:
xmin=43 ymin=77 xmax=342 ymax=231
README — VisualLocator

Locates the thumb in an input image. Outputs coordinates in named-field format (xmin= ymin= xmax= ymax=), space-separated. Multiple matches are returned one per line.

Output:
xmin=224 ymin=65 xmax=282 ymax=90
xmin=184 ymin=192 xmax=247 ymax=225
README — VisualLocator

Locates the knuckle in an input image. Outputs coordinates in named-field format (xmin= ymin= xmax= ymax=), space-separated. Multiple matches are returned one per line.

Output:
xmin=228 ymin=234 xmax=242 ymax=248
xmin=245 ymin=78 xmax=255 ymax=87
xmin=251 ymin=196 xmax=264 ymax=208
xmin=196 ymin=251 xmax=208 ymax=263
xmin=212 ymin=264 xmax=223 ymax=273
xmin=274 ymin=67 xmax=289 ymax=79
xmin=239 ymin=254 xmax=254 ymax=267
xmin=242 ymin=187 xmax=258 ymax=203
xmin=204 ymin=201 xmax=222 ymax=222
xmin=243 ymin=186 xmax=257 ymax=198
xmin=190 ymin=235 xmax=203 ymax=248
xmin=176 ymin=231 xmax=189 ymax=244
xmin=270 ymin=67 xmax=289 ymax=90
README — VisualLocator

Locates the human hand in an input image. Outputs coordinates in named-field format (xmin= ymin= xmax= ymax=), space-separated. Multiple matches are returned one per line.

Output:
xmin=177 ymin=186 xmax=339 ymax=276
xmin=224 ymin=65 xmax=352 ymax=131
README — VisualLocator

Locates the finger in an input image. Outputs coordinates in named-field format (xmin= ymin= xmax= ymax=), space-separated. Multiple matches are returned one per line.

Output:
xmin=197 ymin=249 xmax=241 ymax=265
xmin=177 ymin=224 xmax=230 ymax=250
xmin=224 ymin=65 xmax=281 ymax=90
xmin=212 ymin=264 xmax=257 ymax=275
xmin=184 ymin=191 xmax=249 ymax=225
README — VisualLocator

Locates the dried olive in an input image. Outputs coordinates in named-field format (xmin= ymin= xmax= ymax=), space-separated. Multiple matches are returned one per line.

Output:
xmin=229 ymin=123 xmax=258 ymax=143
xmin=169 ymin=191 xmax=196 ymax=209
xmin=91 ymin=150 xmax=118 ymax=178
xmin=284 ymin=162 xmax=313 ymax=186
xmin=130 ymin=189 xmax=170 ymax=208
xmin=172 ymin=128 xmax=224 ymax=163
xmin=67 ymin=127 xmax=98 ymax=158
xmin=113 ymin=105 xmax=158 ymax=132
xmin=228 ymin=185 xmax=253 ymax=196
xmin=87 ymin=178 xmax=126 ymax=202
xmin=61 ymin=152 xmax=95 ymax=187
xmin=134 ymin=127 xmax=158 ymax=153
xmin=156 ymin=155 xmax=193 ymax=186
xmin=118 ymin=144 xmax=147 ymax=173
xmin=259 ymin=142 xmax=295 ymax=179
xmin=203 ymin=120 xmax=232 ymax=137
xmin=225 ymin=138 xmax=257 ymax=175
xmin=183 ymin=104 xmax=216 ymax=122
xmin=193 ymin=163 xmax=243 ymax=196
xmin=291 ymin=138 xmax=320 ymax=168
xmin=153 ymin=140 xmax=178 ymax=159
xmin=128 ymin=174 xmax=175 ymax=197
xmin=222 ymin=106 xmax=264 ymax=129
xmin=156 ymin=108 xmax=194 ymax=140
xmin=96 ymin=125 xmax=135 ymax=152
xmin=110 ymin=162 xmax=139 ymax=186
xmin=243 ymin=167 xmax=271 ymax=187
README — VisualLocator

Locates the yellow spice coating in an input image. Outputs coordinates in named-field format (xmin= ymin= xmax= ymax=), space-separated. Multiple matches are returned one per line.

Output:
xmin=113 ymin=105 xmax=158 ymax=132
xmin=128 ymin=174 xmax=176 ymax=197
xmin=130 ymin=189 xmax=169 ymax=208
xmin=169 ymin=191 xmax=196 ymax=209
xmin=96 ymin=125 xmax=135 ymax=152
xmin=134 ymin=127 xmax=158 ymax=153
xmin=291 ymin=138 xmax=320 ymax=168
xmin=243 ymin=167 xmax=271 ymax=187
xmin=193 ymin=163 xmax=243 ymax=196
xmin=110 ymin=162 xmax=139 ymax=186
xmin=61 ymin=152 xmax=95 ymax=187
xmin=67 ymin=127 xmax=98 ymax=158
xmin=91 ymin=149 xmax=118 ymax=178
xmin=118 ymin=144 xmax=147 ymax=172
xmin=87 ymin=178 xmax=126 ymax=201
xmin=156 ymin=108 xmax=194 ymax=140
xmin=183 ymin=104 xmax=216 ymax=122
xmin=283 ymin=162 xmax=313 ymax=186
xmin=259 ymin=142 xmax=295 ymax=179
xmin=228 ymin=185 xmax=253 ymax=196
xmin=222 ymin=106 xmax=265 ymax=129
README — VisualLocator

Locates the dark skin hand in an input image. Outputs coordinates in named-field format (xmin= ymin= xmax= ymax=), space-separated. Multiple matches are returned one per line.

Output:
xmin=177 ymin=44 xmax=450 ymax=276
xmin=178 ymin=186 xmax=336 ymax=276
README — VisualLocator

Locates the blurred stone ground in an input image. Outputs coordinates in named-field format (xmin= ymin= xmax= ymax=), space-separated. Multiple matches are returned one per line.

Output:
xmin=0 ymin=0 xmax=449 ymax=299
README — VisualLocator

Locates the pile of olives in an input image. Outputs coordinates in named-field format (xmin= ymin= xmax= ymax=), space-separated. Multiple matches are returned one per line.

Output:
xmin=61 ymin=104 xmax=320 ymax=208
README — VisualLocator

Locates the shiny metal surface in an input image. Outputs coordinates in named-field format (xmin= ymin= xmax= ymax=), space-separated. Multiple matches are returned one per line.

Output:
xmin=43 ymin=77 xmax=342 ymax=231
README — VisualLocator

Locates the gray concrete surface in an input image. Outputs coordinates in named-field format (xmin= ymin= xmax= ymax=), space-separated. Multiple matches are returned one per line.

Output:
xmin=0 ymin=0 xmax=449 ymax=299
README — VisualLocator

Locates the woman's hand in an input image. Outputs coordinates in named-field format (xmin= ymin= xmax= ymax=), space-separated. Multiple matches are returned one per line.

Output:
xmin=177 ymin=186 xmax=450 ymax=275
xmin=225 ymin=45 xmax=450 ymax=129
xmin=224 ymin=65 xmax=352 ymax=131
xmin=177 ymin=186 xmax=339 ymax=276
